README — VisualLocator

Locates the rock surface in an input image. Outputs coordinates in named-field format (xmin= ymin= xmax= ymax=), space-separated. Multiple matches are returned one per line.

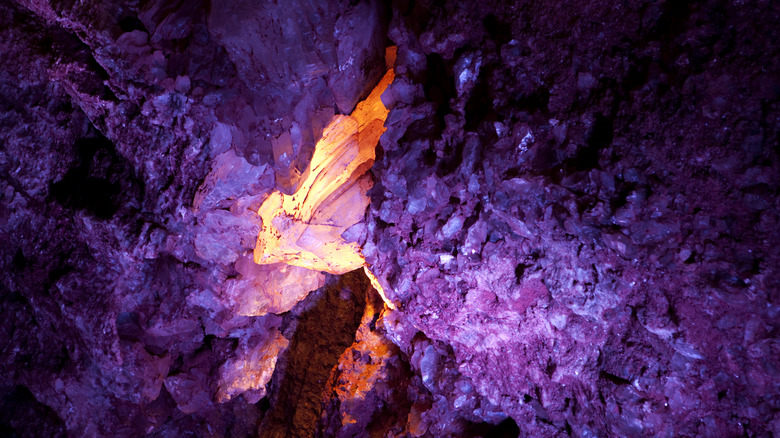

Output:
xmin=364 ymin=1 xmax=780 ymax=436
xmin=1 ymin=0 xmax=779 ymax=437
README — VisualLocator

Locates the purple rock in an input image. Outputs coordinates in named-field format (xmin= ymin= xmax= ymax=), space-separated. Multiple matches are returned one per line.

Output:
xmin=2 ymin=0 xmax=780 ymax=436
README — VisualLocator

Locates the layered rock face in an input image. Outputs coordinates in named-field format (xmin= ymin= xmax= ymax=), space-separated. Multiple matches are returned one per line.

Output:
xmin=1 ymin=0 xmax=779 ymax=437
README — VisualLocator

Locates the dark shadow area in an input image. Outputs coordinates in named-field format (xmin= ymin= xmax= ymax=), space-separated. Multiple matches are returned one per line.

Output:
xmin=260 ymin=270 xmax=369 ymax=438
xmin=49 ymin=127 xmax=143 ymax=219
xmin=464 ymin=416 xmax=520 ymax=438
xmin=0 ymin=385 xmax=66 ymax=438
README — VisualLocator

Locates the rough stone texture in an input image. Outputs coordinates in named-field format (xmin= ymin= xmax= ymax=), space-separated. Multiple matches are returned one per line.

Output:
xmin=1 ymin=0 xmax=385 ymax=436
xmin=262 ymin=271 xmax=368 ymax=438
xmin=208 ymin=0 xmax=387 ymax=193
xmin=14 ymin=0 xmax=386 ymax=195
xmin=317 ymin=272 xmax=413 ymax=437
xmin=2 ymin=0 xmax=779 ymax=437
xmin=365 ymin=0 xmax=780 ymax=436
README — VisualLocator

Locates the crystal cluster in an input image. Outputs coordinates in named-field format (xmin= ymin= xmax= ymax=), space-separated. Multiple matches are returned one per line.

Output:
xmin=254 ymin=69 xmax=395 ymax=276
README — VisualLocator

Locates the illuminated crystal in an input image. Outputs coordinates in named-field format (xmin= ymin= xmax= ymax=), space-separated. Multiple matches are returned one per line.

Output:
xmin=216 ymin=320 xmax=289 ymax=404
xmin=224 ymin=255 xmax=326 ymax=316
xmin=254 ymin=69 xmax=395 ymax=279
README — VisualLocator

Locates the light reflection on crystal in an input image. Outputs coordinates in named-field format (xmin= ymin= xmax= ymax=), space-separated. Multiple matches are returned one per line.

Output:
xmin=253 ymin=67 xmax=396 ymax=309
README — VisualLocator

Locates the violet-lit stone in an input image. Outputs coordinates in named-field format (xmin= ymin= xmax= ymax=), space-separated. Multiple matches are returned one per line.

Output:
xmin=362 ymin=1 xmax=780 ymax=436
xmin=2 ymin=0 xmax=780 ymax=436
xmin=208 ymin=0 xmax=386 ymax=193
xmin=216 ymin=316 xmax=288 ymax=404
xmin=164 ymin=368 xmax=214 ymax=415
xmin=223 ymin=256 xmax=325 ymax=317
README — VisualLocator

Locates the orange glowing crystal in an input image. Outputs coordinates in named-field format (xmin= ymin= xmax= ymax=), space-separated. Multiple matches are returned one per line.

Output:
xmin=254 ymin=66 xmax=396 ymax=308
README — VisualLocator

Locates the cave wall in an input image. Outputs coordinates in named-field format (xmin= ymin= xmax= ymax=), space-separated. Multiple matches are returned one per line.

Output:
xmin=1 ymin=0 xmax=386 ymax=435
xmin=363 ymin=0 xmax=780 ymax=435
xmin=1 ymin=0 xmax=779 ymax=437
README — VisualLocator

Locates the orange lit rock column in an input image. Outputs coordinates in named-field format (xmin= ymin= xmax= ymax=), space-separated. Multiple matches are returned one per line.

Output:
xmin=253 ymin=67 xmax=396 ymax=309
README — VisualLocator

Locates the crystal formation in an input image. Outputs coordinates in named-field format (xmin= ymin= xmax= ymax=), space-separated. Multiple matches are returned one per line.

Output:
xmin=2 ymin=0 xmax=779 ymax=436
xmin=254 ymin=68 xmax=395 ymax=275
